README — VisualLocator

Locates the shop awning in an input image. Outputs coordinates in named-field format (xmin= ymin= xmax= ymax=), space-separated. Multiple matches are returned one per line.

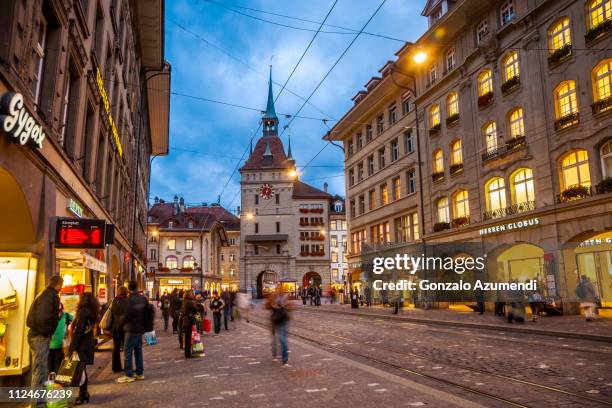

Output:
xmin=244 ymin=234 xmax=288 ymax=242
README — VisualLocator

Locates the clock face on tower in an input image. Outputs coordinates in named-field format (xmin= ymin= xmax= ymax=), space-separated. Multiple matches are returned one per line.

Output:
xmin=259 ymin=184 xmax=274 ymax=200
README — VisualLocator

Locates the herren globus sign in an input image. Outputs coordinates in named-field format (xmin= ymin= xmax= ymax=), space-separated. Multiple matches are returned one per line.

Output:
xmin=0 ymin=92 xmax=45 ymax=149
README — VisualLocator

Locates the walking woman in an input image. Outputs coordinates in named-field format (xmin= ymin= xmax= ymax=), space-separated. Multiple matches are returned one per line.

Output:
xmin=180 ymin=290 xmax=198 ymax=358
xmin=69 ymin=292 xmax=100 ymax=405
xmin=111 ymin=286 xmax=129 ymax=373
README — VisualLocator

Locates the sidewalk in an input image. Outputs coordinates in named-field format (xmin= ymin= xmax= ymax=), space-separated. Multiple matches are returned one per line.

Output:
xmin=303 ymin=303 xmax=612 ymax=342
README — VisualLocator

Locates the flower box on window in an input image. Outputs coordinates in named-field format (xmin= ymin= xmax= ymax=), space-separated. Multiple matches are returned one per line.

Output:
xmin=547 ymin=43 xmax=572 ymax=66
xmin=300 ymin=252 xmax=310 ymax=257
xmin=311 ymin=251 xmax=325 ymax=256
xmin=596 ymin=177 xmax=612 ymax=194
xmin=591 ymin=96 xmax=612 ymax=115
xmin=445 ymin=113 xmax=460 ymax=127
xmin=433 ymin=222 xmax=451 ymax=232
xmin=310 ymin=208 xmax=324 ymax=213
xmin=299 ymin=208 xmax=309 ymax=213
xmin=501 ymin=76 xmax=520 ymax=95
xmin=450 ymin=163 xmax=464 ymax=175
xmin=158 ymin=267 xmax=170 ymax=272
xmin=180 ymin=267 xmax=194 ymax=272
xmin=558 ymin=185 xmax=592 ymax=202
xmin=429 ymin=123 xmax=441 ymax=136
xmin=451 ymin=217 xmax=469 ymax=228
xmin=477 ymin=92 xmax=494 ymax=109
xmin=299 ymin=221 xmax=309 ymax=226
xmin=312 ymin=236 xmax=325 ymax=241
xmin=585 ymin=19 xmax=612 ymax=44
xmin=506 ymin=135 xmax=526 ymax=151
xmin=554 ymin=112 xmax=579 ymax=131
xmin=432 ymin=171 xmax=445 ymax=183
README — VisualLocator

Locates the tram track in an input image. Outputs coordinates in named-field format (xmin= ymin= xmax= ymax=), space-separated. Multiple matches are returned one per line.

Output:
xmin=249 ymin=316 xmax=612 ymax=408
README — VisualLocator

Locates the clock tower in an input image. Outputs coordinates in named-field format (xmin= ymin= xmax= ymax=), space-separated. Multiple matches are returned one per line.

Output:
xmin=239 ymin=68 xmax=332 ymax=298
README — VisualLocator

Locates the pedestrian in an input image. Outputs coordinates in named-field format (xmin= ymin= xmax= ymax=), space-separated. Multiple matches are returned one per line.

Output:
xmin=221 ymin=289 xmax=232 ymax=330
xmin=267 ymin=288 xmax=292 ymax=367
xmin=180 ymin=290 xmax=198 ymax=358
xmin=175 ymin=289 xmax=185 ymax=349
xmin=209 ymin=291 xmax=225 ymax=334
xmin=576 ymin=275 xmax=599 ymax=321
xmin=507 ymin=281 xmax=526 ymax=324
xmin=236 ymin=291 xmax=251 ymax=323
xmin=364 ymin=285 xmax=372 ymax=307
xmin=159 ymin=290 xmax=171 ymax=331
xmin=494 ymin=287 xmax=506 ymax=317
xmin=527 ymin=287 xmax=545 ymax=322
xmin=116 ymin=281 xmax=147 ymax=383
xmin=26 ymin=275 xmax=63 ymax=396
xmin=170 ymin=288 xmax=182 ymax=334
xmin=195 ymin=293 xmax=206 ymax=333
xmin=48 ymin=303 xmax=73 ymax=374
xmin=111 ymin=286 xmax=129 ymax=373
xmin=475 ymin=287 xmax=485 ymax=315
xmin=301 ymin=287 xmax=307 ymax=305
xmin=330 ymin=288 xmax=336 ymax=304
xmin=230 ymin=291 xmax=237 ymax=321
xmin=69 ymin=292 xmax=100 ymax=405
xmin=350 ymin=287 xmax=359 ymax=309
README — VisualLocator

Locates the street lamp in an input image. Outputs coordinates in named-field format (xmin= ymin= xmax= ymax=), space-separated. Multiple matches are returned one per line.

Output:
xmin=412 ymin=51 xmax=428 ymax=64
xmin=289 ymin=169 xmax=298 ymax=179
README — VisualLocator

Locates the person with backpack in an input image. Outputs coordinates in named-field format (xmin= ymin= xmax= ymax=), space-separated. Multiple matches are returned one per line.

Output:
xmin=576 ymin=275 xmax=599 ymax=321
xmin=116 ymin=281 xmax=150 ymax=383
xmin=159 ymin=290 xmax=171 ymax=331
xmin=48 ymin=303 xmax=73 ymax=374
xmin=266 ymin=288 xmax=292 ymax=367
xmin=209 ymin=292 xmax=225 ymax=334
xmin=111 ymin=286 xmax=129 ymax=373
xmin=26 ymin=275 xmax=63 ymax=395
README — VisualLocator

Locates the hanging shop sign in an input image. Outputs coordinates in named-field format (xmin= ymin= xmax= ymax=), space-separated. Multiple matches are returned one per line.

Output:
xmin=82 ymin=252 xmax=107 ymax=273
xmin=55 ymin=217 xmax=107 ymax=249
xmin=0 ymin=93 xmax=45 ymax=149
xmin=67 ymin=198 xmax=84 ymax=218
xmin=95 ymin=68 xmax=123 ymax=157
xmin=479 ymin=217 xmax=541 ymax=236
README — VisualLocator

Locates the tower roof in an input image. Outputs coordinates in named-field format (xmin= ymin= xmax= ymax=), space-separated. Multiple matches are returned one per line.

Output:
xmin=263 ymin=66 xmax=277 ymax=120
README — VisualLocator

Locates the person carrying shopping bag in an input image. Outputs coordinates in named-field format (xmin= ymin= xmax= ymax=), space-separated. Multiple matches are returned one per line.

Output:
xmin=180 ymin=290 xmax=198 ymax=358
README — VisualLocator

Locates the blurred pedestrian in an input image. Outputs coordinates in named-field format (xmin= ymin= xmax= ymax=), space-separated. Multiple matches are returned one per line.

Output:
xmin=48 ymin=303 xmax=72 ymax=374
xmin=475 ymin=287 xmax=485 ymax=315
xmin=175 ymin=290 xmax=185 ymax=349
xmin=364 ymin=286 xmax=372 ymax=307
xmin=236 ymin=292 xmax=251 ymax=323
xmin=181 ymin=290 xmax=198 ymax=358
xmin=350 ymin=288 xmax=359 ymax=309
xmin=576 ymin=275 xmax=599 ymax=321
xmin=170 ymin=288 xmax=181 ymax=334
xmin=116 ymin=281 xmax=147 ymax=383
xmin=267 ymin=288 xmax=292 ymax=367
xmin=527 ymin=287 xmax=545 ymax=322
xmin=209 ymin=292 xmax=225 ymax=334
xmin=159 ymin=290 xmax=171 ymax=331
xmin=230 ymin=291 xmax=237 ymax=321
xmin=221 ymin=289 xmax=232 ymax=330
xmin=330 ymin=288 xmax=336 ymax=304
xmin=507 ymin=281 xmax=525 ymax=324
xmin=111 ymin=286 xmax=129 ymax=373
xmin=69 ymin=292 xmax=100 ymax=404
xmin=315 ymin=286 xmax=321 ymax=306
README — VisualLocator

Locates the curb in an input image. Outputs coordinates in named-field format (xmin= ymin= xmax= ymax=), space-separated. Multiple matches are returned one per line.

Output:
xmin=310 ymin=308 xmax=612 ymax=343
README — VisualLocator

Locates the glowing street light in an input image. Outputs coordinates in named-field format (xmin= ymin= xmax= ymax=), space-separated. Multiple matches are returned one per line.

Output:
xmin=289 ymin=169 xmax=298 ymax=179
xmin=412 ymin=51 xmax=428 ymax=64
xmin=245 ymin=213 xmax=254 ymax=220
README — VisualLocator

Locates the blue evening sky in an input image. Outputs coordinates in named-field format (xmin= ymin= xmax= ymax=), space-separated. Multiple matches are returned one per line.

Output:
xmin=150 ymin=0 xmax=428 ymax=212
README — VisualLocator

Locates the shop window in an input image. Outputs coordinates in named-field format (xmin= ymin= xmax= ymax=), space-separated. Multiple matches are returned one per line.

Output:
xmin=477 ymin=70 xmax=493 ymax=96
xmin=592 ymin=59 xmax=612 ymax=107
xmin=182 ymin=256 xmax=195 ymax=269
xmin=548 ymin=17 xmax=571 ymax=52
xmin=436 ymin=197 xmax=450 ymax=223
xmin=560 ymin=150 xmax=591 ymax=189
xmin=450 ymin=139 xmax=462 ymax=165
xmin=429 ymin=104 xmax=441 ymax=128
xmin=510 ymin=168 xmax=535 ymax=205
xmin=554 ymin=80 xmax=579 ymax=120
xmin=508 ymin=108 xmax=525 ymax=138
xmin=452 ymin=190 xmax=470 ymax=219
xmin=446 ymin=92 xmax=459 ymax=117
xmin=483 ymin=121 xmax=498 ymax=153
xmin=601 ymin=140 xmax=612 ymax=177
xmin=166 ymin=256 xmax=178 ymax=269
xmin=485 ymin=177 xmax=507 ymax=214
xmin=433 ymin=149 xmax=444 ymax=173
xmin=502 ymin=51 xmax=520 ymax=82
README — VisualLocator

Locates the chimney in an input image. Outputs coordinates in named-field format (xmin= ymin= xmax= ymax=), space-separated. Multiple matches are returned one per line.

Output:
xmin=236 ymin=206 xmax=241 ymax=215
xmin=173 ymin=195 xmax=179 ymax=216
xmin=323 ymin=182 xmax=329 ymax=193
xmin=154 ymin=196 xmax=159 ymax=204
xmin=179 ymin=197 xmax=185 ymax=214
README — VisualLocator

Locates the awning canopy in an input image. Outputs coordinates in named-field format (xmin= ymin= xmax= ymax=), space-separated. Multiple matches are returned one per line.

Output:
xmin=244 ymin=234 xmax=289 ymax=243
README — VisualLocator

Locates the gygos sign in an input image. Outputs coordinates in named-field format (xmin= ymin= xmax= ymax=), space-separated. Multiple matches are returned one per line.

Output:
xmin=0 ymin=93 xmax=45 ymax=149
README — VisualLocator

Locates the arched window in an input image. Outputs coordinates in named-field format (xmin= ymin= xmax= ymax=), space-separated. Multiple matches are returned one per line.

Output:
xmin=483 ymin=121 xmax=498 ymax=153
xmin=502 ymin=51 xmax=520 ymax=82
xmin=433 ymin=149 xmax=444 ymax=173
xmin=601 ymin=140 xmax=612 ymax=177
xmin=593 ymin=59 xmax=612 ymax=102
xmin=452 ymin=190 xmax=470 ymax=218
xmin=437 ymin=197 xmax=450 ymax=223
xmin=561 ymin=150 xmax=591 ymax=189
xmin=429 ymin=104 xmax=440 ymax=127
xmin=447 ymin=92 xmax=459 ymax=117
xmin=182 ymin=256 xmax=195 ymax=269
xmin=450 ymin=139 xmax=462 ymax=165
xmin=554 ymin=80 xmax=578 ymax=119
xmin=548 ymin=17 xmax=571 ymax=52
xmin=587 ymin=0 xmax=611 ymax=29
xmin=485 ymin=177 xmax=507 ymax=213
xmin=510 ymin=168 xmax=535 ymax=204
xmin=477 ymin=70 xmax=493 ymax=96
xmin=508 ymin=108 xmax=525 ymax=138
xmin=165 ymin=256 xmax=178 ymax=269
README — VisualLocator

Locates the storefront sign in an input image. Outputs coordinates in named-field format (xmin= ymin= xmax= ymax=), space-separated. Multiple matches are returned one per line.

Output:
xmin=95 ymin=68 xmax=123 ymax=157
xmin=67 ymin=198 xmax=84 ymax=218
xmin=0 ymin=93 xmax=45 ymax=149
xmin=579 ymin=237 xmax=612 ymax=247
xmin=479 ymin=217 xmax=540 ymax=236
xmin=55 ymin=217 xmax=106 ymax=249
xmin=166 ymin=279 xmax=184 ymax=285
xmin=82 ymin=252 xmax=107 ymax=273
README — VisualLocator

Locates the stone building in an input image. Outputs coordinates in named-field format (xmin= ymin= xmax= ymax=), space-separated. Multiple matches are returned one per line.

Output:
xmin=0 ymin=0 xmax=169 ymax=382
xmin=328 ymin=194 xmax=349 ymax=296
xmin=328 ymin=0 xmax=612 ymax=311
xmin=239 ymin=73 xmax=333 ymax=298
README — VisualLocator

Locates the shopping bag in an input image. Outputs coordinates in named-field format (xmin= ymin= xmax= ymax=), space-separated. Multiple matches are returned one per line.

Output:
xmin=202 ymin=317 xmax=211 ymax=333
xmin=191 ymin=325 xmax=204 ymax=355
xmin=144 ymin=330 xmax=157 ymax=346
xmin=233 ymin=307 xmax=241 ymax=321
xmin=44 ymin=373 xmax=69 ymax=408
xmin=99 ymin=303 xmax=113 ymax=332
xmin=55 ymin=355 xmax=85 ymax=387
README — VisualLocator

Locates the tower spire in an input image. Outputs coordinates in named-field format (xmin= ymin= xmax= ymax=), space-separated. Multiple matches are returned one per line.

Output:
xmin=262 ymin=65 xmax=279 ymax=137
xmin=287 ymin=133 xmax=293 ymax=160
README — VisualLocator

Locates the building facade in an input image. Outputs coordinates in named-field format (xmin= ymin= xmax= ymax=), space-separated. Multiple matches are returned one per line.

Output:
xmin=329 ymin=0 xmax=612 ymax=311
xmin=0 ymin=0 xmax=169 ymax=382
xmin=146 ymin=198 xmax=239 ymax=297
xmin=328 ymin=194 xmax=349 ymax=296
xmin=239 ymin=73 xmax=333 ymax=298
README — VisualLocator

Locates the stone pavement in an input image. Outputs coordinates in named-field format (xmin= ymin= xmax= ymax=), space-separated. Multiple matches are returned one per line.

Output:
xmin=85 ymin=312 xmax=484 ymax=408
xmin=309 ymin=303 xmax=612 ymax=342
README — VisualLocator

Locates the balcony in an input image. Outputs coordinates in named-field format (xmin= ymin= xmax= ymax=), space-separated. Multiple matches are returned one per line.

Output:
xmin=300 ymin=251 xmax=325 ymax=257
xmin=451 ymin=216 xmax=470 ymax=228
xmin=501 ymin=76 xmax=520 ymax=95
xmin=585 ymin=19 xmax=612 ymax=44
xmin=445 ymin=113 xmax=460 ymax=127
xmin=557 ymin=185 xmax=593 ymax=203
xmin=450 ymin=163 xmax=464 ymax=176
xmin=429 ymin=123 xmax=441 ymax=136
xmin=433 ymin=222 xmax=451 ymax=232
xmin=483 ymin=201 xmax=536 ymax=221
xmin=548 ymin=44 xmax=572 ymax=66
xmin=477 ymin=92 xmax=494 ymax=109
xmin=432 ymin=171 xmax=445 ymax=183
xmin=592 ymin=96 xmax=612 ymax=115
xmin=554 ymin=113 xmax=579 ymax=131
xmin=481 ymin=135 xmax=527 ymax=162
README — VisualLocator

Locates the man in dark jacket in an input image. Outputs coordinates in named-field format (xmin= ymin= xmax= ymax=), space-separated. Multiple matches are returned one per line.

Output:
xmin=209 ymin=292 xmax=225 ymax=334
xmin=111 ymin=286 xmax=130 ymax=372
xmin=116 ymin=281 xmax=147 ymax=383
xmin=26 ymin=275 xmax=63 ymax=392
xmin=159 ymin=290 xmax=171 ymax=331
xmin=221 ymin=290 xmax=231 ymax=330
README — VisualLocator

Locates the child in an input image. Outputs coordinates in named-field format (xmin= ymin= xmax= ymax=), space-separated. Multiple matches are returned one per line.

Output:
xmin=48 ymin=303 xmax=73 ymax=373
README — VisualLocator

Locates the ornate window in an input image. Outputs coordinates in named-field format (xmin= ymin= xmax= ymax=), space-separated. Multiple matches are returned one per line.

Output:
xmin=452 ymin=190 xmax=470 ymax=218
xmin=450 ymin=139 xmax=462 ymax=165
xmin=587 ymin=0 xmax=611 ymax=29
xmin=182 ymin=256 xmax=195 ymax=269
xmin=477 ymin=70 xmax=493 ymax=96
xmin=429 ymin=104 xmax=441 ymax=127
xmin=447 ymin=92 xmax=459 ymax=116
xmin=510 ymin=168 xmax=535 ymax=204
xmin=483 ymin=121 xmax=498 ymax=153
xmin=446 ymin=48 xmax=455 ymax=71
xmin=433 ymin=149 xmax=444 ymax=173
xmin=485 ymin=177 xmax=507 ymax=213
xmin=508 ymin=108 xmax=525 ymax=138
xmin=601 ymin=140 xmax=612 ymax=177
xmin=165 ymin=256 xmax=178 ymax=269
xmin=437 ymin=197 xmax=450 ymax=223
xmin=548 ymin=17 xmax=571 ymax=52
xmin=502 ymin=51 xmax=520 ymax=82
xmin=554 ymin=80 xmax=578 ymax=118
xmin=561 ymin=150 xmax=591 ymax=189
xmin=593 ymin=59 xmax=612 ymax=101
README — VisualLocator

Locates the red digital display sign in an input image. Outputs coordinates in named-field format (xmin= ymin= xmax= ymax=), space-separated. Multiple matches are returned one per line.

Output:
xmin=55 ymin=218 xmax=107 ymax=249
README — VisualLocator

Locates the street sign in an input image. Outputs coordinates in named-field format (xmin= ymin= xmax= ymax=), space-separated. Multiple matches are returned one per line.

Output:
xmin=54 ymin=217 xmax=107 ymax=249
